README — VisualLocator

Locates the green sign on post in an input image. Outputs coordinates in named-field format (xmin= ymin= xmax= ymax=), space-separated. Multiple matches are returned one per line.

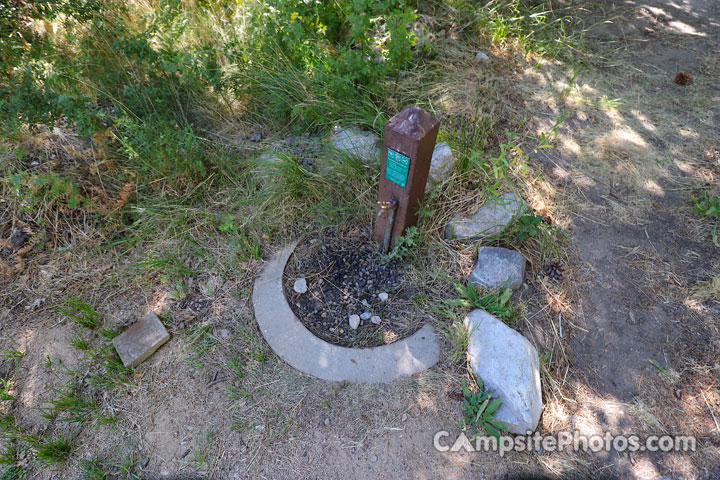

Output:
xmin=385 ymin=148 xmax=410 ymax=188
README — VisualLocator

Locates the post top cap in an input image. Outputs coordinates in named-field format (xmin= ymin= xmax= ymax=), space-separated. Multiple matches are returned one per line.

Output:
xmin=386 ymin=106 xmax=440 ymax=141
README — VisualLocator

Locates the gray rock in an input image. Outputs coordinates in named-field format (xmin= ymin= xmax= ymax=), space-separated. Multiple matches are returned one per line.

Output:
xmin=370 ymin=315 xmax=381 ymax=325
xmin=293 ymin=278 xmax=308 ymax=294
xmin=464 ymin=309 xmax=542 ymax=434
xmin=360 ymin=311 xmax=372 ymax=321
xmin=446 ymin=192 xmax=527 ymax=240
xmin=218 ymin=328 xmax=230 ymax=340
xmin=330 ymin=127 xmax=381 ymax=164
xmin=469 ymin=247 xmax=526 ymax=290
xmin=475 ymin=52 xmax=490 ymax=64
xmin=378 ymin=292 xmax=389 ymax=302
xmin=426 ymin=142 xmax=455 ymax=186
xmin=349 ymin=314 xmax=360 ymax=330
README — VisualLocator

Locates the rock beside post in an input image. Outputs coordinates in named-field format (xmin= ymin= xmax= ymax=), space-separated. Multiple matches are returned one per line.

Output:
xmin=464 ymin=309 xmax=542 ymax=434
xmin=330 ymin=127 xmax=381 ymax=164
xmin=445 ymin=192 xmax=527 ymax=241
xmin=426 ymin=142 xmax=455 ymax=186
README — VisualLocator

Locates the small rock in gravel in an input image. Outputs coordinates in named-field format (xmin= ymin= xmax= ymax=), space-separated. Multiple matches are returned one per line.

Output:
xmin=371 ymin=315 xmax=381 ymax=325
xmin=360 ymin=311 xmax=372 ymax=321
xmin=378 ymin=292 xmax=389 ymax=302
xmin=324 ymin=417 xmax=330 ymax=426
xmin=475 ymin=52 xmax=490 ymax=63
xmin=293 ymin=278 xmax=308 ymax=294
xmin=349 ymin=315 xmax=360 ymax=330
xmin=401 ymin=413 xmax=408 ymax=422
xmin=370 ymin=455 xmax=378 ymax=463
xmin=218 ymin=329 xmax=230 ymax=340
xmin=361 ymin=299 xmax=370 ymax=307
xmin=24 ymin=298 xmax=45 ymax=311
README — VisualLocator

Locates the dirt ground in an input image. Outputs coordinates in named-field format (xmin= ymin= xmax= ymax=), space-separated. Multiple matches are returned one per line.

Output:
xmin=1 ymin=0 xmax=719 ymax=479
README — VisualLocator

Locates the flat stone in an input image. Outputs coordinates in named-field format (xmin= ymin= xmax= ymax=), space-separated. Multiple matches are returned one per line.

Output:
xmin=293 ymin=277 xmax=308 ymax=294
xmin=475 ymin=52 xmax=490 ymax=63
xmin=464 ymin=309 xmax=542 ymax=434
xmin=370 ymin=315 xmax=381 ymax=325
xmin=426 ymin=142 xmax=455 ymax=187
xmin=378 ymin=292 xmax=389 ymax=302
xmin=112 ymin=312 xmax=170 ymax=368
xmin=252 ymin=241 xmax=440 ymax=383
xmin=469 ymin=247 xmax=526 ymax=290
xmin=349 ymin=314 xmax=360 ymax=330
xmin=446 ymin=192 xmax=527 ymax=241
xmin=360 ymin=311 xmax=372 ymax=321
xmin=329 ymin=127 xmax=381 ymax=164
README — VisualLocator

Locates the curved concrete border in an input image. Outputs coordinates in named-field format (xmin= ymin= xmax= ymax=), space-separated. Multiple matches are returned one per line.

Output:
xmin=252 ymin=240 xmax=440 ymax=383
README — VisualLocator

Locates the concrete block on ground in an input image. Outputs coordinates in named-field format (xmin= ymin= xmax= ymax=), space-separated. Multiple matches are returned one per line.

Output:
xmin=112 ymin=312 xmax=170 ymax=368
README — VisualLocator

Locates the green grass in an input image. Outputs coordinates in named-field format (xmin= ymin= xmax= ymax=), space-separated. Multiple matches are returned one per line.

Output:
xmin=34 ymin=434 xmax=74 ymax=466
xmin=692 ymin=192 xmax=720 ymax=218
xmin=80 ymin=460 xmax=107 ymax=480
xmin=57 ymin=297 xmax=101 ymax=329
xmin=0 ymin=466 xmax=26 ymax=480
xmin=42 ymin=384 xmax=104 ymax=425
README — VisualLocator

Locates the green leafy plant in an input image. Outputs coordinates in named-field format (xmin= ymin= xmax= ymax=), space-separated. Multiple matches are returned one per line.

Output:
xmin=384 ymin=226 xmax=422 ymax=262
xmin=460 ymin=374 xmax=508 ymax=440
xmin=512 ymin=213 xmax=544 ymax=241
xmin=441 ymin=275 xmax=515 ymax=322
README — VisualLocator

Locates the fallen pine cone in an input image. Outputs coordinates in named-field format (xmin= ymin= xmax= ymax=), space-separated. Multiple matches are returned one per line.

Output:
xmin=674 ymin=72 xmax=693 ymax=86
xmin=544 ymin=260 xmax=565 ymax=282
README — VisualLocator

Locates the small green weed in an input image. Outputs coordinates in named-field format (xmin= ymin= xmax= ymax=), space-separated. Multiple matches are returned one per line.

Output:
xmin=34 ymin=434 xmax=74 ymax=466
xmin=57 ymin=297 xmax=101 ymax=329
xmin=511 ymin=213 xmax=544 ymax=241
xmin=69 ymin=334 xmax=91 ymax=352
xmin=692 ymin=192 xmax=720 ymax=217
xmin=0 ymin=350 xmax=23 ymax=363
xmin=0 ymin=465 xmax=26 ymax=480
xmin=42 ymin=384 xmax=98 ymax=424
xmin=0 ymin=379 xmax=15 ymax=402
xmin=648 ymin=359 xmax=679 ymax=382
xmin=384 ymin=226 xmax=423 ymax=262
xmin=186 ymin=326 xmax=216 ymax=359
xmin=460 ymin=374 xmax=508 ymax=440
xmin=442 ymin=275 xmax=515 ymax=322
xmin=80 ymin=460 xmax=107 ymax=480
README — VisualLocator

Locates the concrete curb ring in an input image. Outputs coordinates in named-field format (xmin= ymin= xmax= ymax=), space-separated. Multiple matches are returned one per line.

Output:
xmin=252 ymin=240 xmax=440 ymax=383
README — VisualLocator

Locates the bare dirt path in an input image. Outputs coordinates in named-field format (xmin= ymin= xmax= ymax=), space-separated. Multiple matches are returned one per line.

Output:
xmin=525 ymin=0 xmax=720 ymax=477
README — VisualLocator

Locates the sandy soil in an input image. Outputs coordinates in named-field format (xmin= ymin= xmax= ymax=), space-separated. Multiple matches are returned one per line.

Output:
xmin=1 ymin=1 xmax=719 ymax=479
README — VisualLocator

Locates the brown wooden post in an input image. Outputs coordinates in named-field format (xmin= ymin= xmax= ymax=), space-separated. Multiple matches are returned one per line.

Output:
xmin=374 ymin=106 xmax=440 ymax=250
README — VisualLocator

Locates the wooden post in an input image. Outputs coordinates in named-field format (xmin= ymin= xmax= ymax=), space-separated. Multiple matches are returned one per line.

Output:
xmin=374 ymin=106 xmax=440 ymax=250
